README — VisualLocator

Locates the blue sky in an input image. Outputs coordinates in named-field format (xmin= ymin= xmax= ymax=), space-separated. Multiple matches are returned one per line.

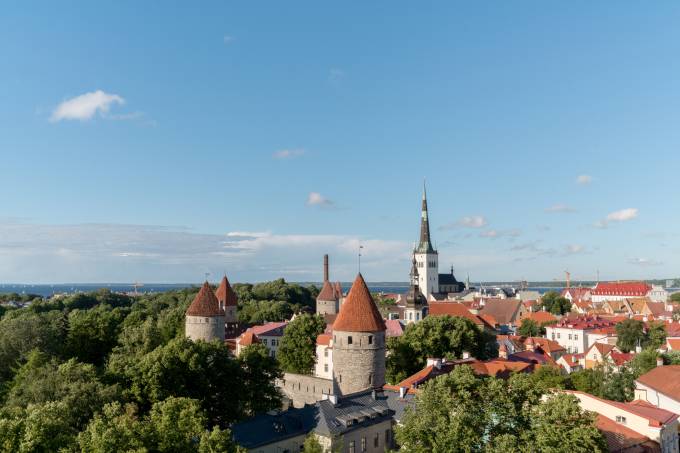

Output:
xmin=2 ymin=2 xmax=680 ymax=283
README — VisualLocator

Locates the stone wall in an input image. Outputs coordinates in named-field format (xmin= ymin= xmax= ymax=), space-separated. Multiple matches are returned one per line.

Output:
xmin=332 ymin=330 xmax=386 ymax=395
xmin=316 ymin=298 xmax=338 ymax=316
xmin=185 ymin=315 xmax=225 ymax=342
xmin=279 ymin=373 xmax=335 ymax=408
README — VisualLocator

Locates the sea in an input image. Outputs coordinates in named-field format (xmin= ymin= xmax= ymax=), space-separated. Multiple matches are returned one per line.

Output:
xmin=0 ymin=282 xmax=565 ymax=298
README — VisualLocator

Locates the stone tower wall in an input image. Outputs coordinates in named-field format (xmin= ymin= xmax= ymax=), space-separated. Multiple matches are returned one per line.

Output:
xmin=316 ymin=299 xmax=338 ymax=316
xmin=185 ymin=315 xmax=225 ymax=342
xmin=332 ymin=330 xmax=385 ymax=395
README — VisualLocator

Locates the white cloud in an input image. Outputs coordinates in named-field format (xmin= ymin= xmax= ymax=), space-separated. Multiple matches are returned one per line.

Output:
xmin=576 ymin=175 xmax=592 ymax=185
xmin=306 ymin=192 xmax=334 ymax=207
xmin=480 ymin=229 xmax=521 ymax=239
xmin=628 ymin=257 xmax=663 ymax=266
xmin=273 ymin=149 xmax=305 ymax=159
xmin=545 ymin=204 xmax=576 ymax=213
xmin=458 ymin=216 xmax=488 ymax=228
xmin=564 ymin=244 xmax=585 ymax=254
xmin=607 ymin=208 xmax=638 ymax=222
xmin=0 ymin=221 xmax=412 ymax=282
xmin=50 ymin=90 xmax=125 ymax=122
xmin=595 ymin=208 xmax=639 ymax=228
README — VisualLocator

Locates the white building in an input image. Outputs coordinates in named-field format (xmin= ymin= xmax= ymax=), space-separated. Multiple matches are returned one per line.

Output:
xmin=544 ymin=317 xmax=617 ymax=354
xmin=635 ymin=365 xmax=680 ymax=415
xmin=314 ymin=333 xmax=333 ymax=379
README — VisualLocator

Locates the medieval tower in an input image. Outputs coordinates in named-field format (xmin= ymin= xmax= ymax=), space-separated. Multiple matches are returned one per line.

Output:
xmin=404 ymin=254 xmax=427 ymax=324
xmin=185 ymin=281 xmax=225 ymax=342
xmin=215 ymin=274 xmax=238 ymax=327
xmin=414 ymin=183 xmax=438 ymax=298
xmin=332 ymin=273 xmax=386 ymax=395
xmin=316 ymin=254 xmax=341 ymax=316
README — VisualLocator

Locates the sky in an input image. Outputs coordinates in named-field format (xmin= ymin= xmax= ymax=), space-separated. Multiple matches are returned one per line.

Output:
xmin=2 ymin=2 xmax=680 ymax=284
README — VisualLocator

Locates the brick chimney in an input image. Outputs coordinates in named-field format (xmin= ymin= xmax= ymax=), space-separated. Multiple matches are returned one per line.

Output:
xmin=323 ymin=254 xmax=329 ymax=282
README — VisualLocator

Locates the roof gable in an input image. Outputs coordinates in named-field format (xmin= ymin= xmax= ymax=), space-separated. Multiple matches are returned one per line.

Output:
xmin=186 ymin=282 xmax=225 ymax=317
xmin=215 ymin=275 xmax=238 ymax=307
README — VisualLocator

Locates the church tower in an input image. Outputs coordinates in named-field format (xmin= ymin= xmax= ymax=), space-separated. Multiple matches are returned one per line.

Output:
xmin=185 ymin=281 xmax=225 ymax=342
xmin=414 ymin=183 xmax=439 ymax=298
xmin=404 ymin=254 xmax=427 ymax=324
xmin=332 ymin=273 xmax=386 ymax=395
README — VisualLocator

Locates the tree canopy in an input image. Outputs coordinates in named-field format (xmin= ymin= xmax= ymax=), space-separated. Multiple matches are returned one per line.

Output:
xmin=386 ymin=315 xmax=497 ymax=384
xmin=395 ymin=366 xmax=607 ymax=453
xmin=277 ymin=314 xmax=326 ymax=374
xmin=539 ymin=291 xmax=572 ymax=315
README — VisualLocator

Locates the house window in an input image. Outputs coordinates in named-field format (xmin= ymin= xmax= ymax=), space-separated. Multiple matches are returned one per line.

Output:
xmin=262 ymin=339 xmax=268 ymax=346
xmin=324 ymin=349 xmax=328 ymax=357
xmin=574 ymin=334 xmax=578 ymax=340
xmin=368 ymin=335 xmax=373 ymax=345
xmin=324 ymin=364 xmax=328 ymax=373
xmin=374 ymin=433 xmax=379 ymax=448
xmin=385 ymin=429 xmax=391 ymax=446
xmin=349 ymin=440 xmax=355 ymax=453
xmin=568 ymin=334 xmax=572 ymax=340
xmin=416 ymin=312 xmax=420 ymax=320
xmin=557 ymin=333 xmax=561 ymax=339
xmin=616 ymin=416 xmax=627 ymax=424
xmin=347 ymin=336 xmax=353 ymax=345
xmin=361 ymin=437 xmax=366 ymax=452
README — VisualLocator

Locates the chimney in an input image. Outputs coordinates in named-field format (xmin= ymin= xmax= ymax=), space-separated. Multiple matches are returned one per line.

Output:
xmin=426 ymin=358 xmax=442 ymax=369
xmin=499 ymin=343 xmax=508 ymax=359
xmin=462 ymin=351 xmax=470 ymax=359
xmin=323 ymin=254 xmax=329 ymax=282
xmin=399 ymin=387 xmax=407 ymax=398
xmin=657 ymin=357 xmax=664 ymax=367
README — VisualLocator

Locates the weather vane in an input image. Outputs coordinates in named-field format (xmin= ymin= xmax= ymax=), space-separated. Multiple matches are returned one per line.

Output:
xmin=358 ymin=245 xmax=364 ymax=273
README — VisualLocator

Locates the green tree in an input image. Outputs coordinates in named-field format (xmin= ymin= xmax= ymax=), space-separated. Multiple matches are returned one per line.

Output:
xmin=671 ymin=292 xmax=680 ymax=303
xmin=386 ymin=316 xmax=495 ymax=384
xmin=570 ymin=364 xmax=635 ymax=402
xmin=149 ymin=397 xmax=207 ymax=453
xmin=630 ymin=348 xmax=659 ymax=377
xmin=1 ymin=401 xmax=79 ymax=453
xmin=237 ymin=344 xmax=282 ymax=415
xmin=540 ymin=291 xmax=572 ymax=315
xmin=302 ymin=435 xmax=324 ymax=453
xmin=277 ymin=314 xmax=326 ymax=374
xmin=616 ymin=319 xmax=645 ymax=353
xmin=663 ymin=350 xmax=680 ymax=365
xmin=646 ymin=321 xmax=667 ymax=350
xmin=518 ymin=319 xmax=541 ymax=337
xmin=77 ymin=402 xmax=148 ymax=453
xmin=65 ymin=304 xmax=128 ymax=365
xmin=528 ymin=393 xmax=607 ymax=452
xmin=198 ymin=427 xmax=243 ymax=453
xmin=529 ymin=365 xmax=568 ymax=391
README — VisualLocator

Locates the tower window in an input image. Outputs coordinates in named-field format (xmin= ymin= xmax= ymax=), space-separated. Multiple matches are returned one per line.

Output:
xmin=347 ymin=336 xmax=352 ymax=345
xmin=368 ymin=335 xmax=373 ymax=344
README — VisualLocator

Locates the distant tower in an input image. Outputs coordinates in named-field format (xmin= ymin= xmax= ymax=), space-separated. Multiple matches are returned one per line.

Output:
xmin=404 ymin=254 xmax=427 ymax=324
xmin=215 ymin=274 xmax=238 ymax=327
xmin=185 ymin=281 xmax=225 ymax=342
xmin=414 ymin=182 xmax=439 ymax=297
xmin=316 ymin=254 xmax=341 ymax=316
xmin=332 ymin=273 xmax=386 ymax=395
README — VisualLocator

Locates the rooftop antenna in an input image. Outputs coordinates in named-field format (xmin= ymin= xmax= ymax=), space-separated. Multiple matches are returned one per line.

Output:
xmin=358 ymin=245 xmax=364 ymax=274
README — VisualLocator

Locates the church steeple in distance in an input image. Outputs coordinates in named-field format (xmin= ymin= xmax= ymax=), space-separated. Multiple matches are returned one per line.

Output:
xmin=417 ymin=180 xmax=435 ymax=254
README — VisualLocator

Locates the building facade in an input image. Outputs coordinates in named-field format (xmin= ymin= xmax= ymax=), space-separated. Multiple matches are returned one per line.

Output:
xmin=185 ymin=281 xmax=225 ymax=342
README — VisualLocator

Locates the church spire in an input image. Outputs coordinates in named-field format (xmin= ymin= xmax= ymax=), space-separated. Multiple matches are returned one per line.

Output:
xmin=417 ymin=180 xmax=435 ymax=253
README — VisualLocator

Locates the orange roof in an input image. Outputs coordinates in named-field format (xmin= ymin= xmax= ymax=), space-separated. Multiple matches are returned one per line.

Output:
xmin=529 ymin=337 xmax=565 ymax=354
xmin=590 ymin=342 xmax=616 ymax=356
xmin=469 ymin=360 xmax=533 ymax=378
xmin=332 ymin=274 xmax=386 ymax=332
xmin=667 ymin=338 xmax=680 ymax=351
xmin=520 ymin=311 xmax=557 ymax=325
xmin=636 ymin=365 xmax=680 ymax=402
xmin=317 ymin=280 xmax=340 ymax=301
xmin=595 ymin=415 xmax=656 ymax=452
xmin=215 ymin=275 xmax=238 ymax=307
xmin=186 ymin=282 xmax=225 ymax=317
xmin=316 ymin=333 xmax=332 ymax=346
xmin=428 ymin=302 xmax=484 ymax=326
xmin=559 ymin=353 xmax=583 ymax=367
xmin=592 ymin=281 xmax=652 ymax=296
xmin=239 ymin=331 xmax=258 ymax=346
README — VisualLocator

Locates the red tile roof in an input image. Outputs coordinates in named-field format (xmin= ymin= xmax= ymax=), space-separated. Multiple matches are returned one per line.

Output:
xmin=385 ymin=319 xmax=404 ymax=337
xmin=239 ymin=331 xmax=258 ymax=346
xmin=559 ymin=353 xmax=583 ymax=367
xmin=247 ymin=321 xmax=288 ymax=337
xmin=332 ymin=274 xmax=386 ymax=332
xmin=592 ymin=281 xmax=652 ymax=296
xmin=609 ymin=352 xmax=634 ymax=366
xmin=519 ymin=311 xmax=557 ymax=325
xmin=479 ymin=298 xmax=523 ymax=325
xmin=428 ymin=302 xmax=484 ymax=326
xmin=551 ymin=316 xmax=617 ymax=330
xmin=667 ymin=338 xmax=680 ymax=351
xmin=636 ymin=365 xmax=680 ymax=402
xmin=316 ymin=333 xmax=332 ymax=346
xmin=317 ymin=280 xmax=340 ymax=301
xmin=215 ymin=275 xmax=238 ymax=307
xmin=186 ymin=282 xmax=225 ymax=317
xmin=595 ymin=415 xmax=657 ymax=452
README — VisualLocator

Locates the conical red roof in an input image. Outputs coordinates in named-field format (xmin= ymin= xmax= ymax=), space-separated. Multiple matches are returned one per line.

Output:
xmin=215 ymin=275 xmax=238 ymax=307
xmin=332 ymin=274 xmax=386 ymax=332
xmin=317 ymin=280 xmax=338 ymax=301
xmin=186 ymin=281 xmax=224 ymax=316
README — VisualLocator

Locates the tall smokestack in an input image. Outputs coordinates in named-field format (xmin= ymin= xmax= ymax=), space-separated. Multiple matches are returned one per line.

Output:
xmin=323 ymin=254 xmax=329 ymax=282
